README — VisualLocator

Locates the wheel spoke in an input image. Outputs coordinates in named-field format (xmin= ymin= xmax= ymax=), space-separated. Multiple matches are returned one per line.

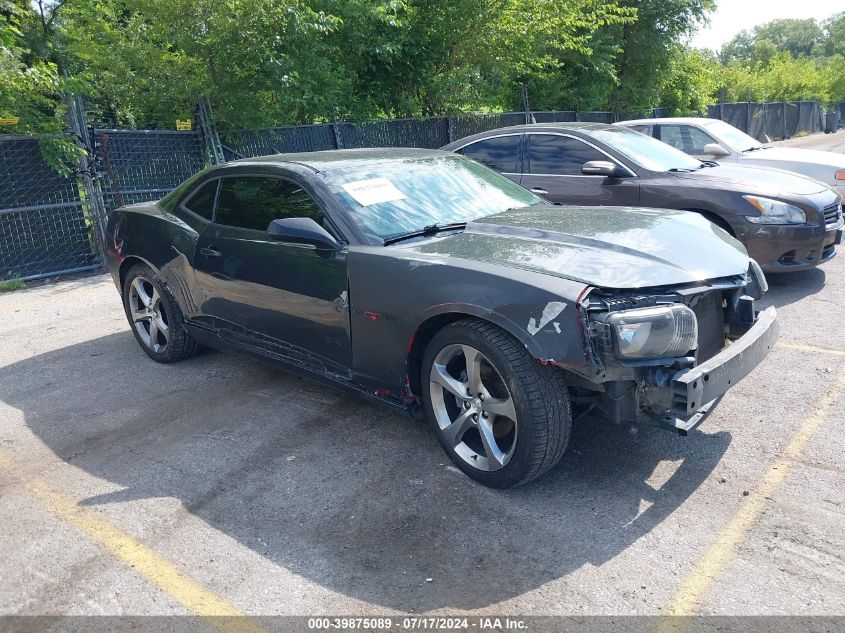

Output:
xmin=441 ymin=409 xmax=475 ymax=448
xmin=431 ymin=363 xmax=470 ymax=400
xmin=150 ymin=287 xmax=161 ymax=310
xmin=461 ymin=345 xmax=484 ymax=395
xmin=478 ymin=418 xmax=507 ymax=471
xmin=131 ymin=308 xmax=150 ymax=323
xmin=154 ymin=316 xmax=169 ymax=342
xmin=148 ymin=318 xmax=160 ymax=348
xmin=484 ymin=395 xmax=516 ymax=421
xmin=132 ymin=278 xmax=152 ymax=308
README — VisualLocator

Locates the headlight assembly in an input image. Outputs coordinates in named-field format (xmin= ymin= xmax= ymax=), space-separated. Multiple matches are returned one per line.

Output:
xmin=743 ymin=195 xmax=806 ymax=224
xmin=601 ymin=305 xmax=698 ymax=360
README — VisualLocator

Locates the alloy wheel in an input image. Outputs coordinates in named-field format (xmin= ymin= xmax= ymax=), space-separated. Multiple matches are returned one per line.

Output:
xmin=429 ymin=344 xmax=518 ymax=471
xmin=128 ymin=276 xmax=170 ymax=353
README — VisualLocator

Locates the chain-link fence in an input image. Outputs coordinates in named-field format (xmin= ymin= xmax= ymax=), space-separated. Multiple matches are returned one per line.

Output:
xmin=0 ymin=136 xmax=102 ymax=281
xmin=1 ymin=99 xmax=844 ymax=281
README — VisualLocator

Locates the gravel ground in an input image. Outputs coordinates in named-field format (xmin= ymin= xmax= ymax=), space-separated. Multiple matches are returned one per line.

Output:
xmin=1 ymin=134 xmax=843 ymax=620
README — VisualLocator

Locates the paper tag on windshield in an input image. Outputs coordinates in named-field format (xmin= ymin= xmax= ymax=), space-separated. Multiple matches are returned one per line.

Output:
xmin=341 ymin=178 xmax=406 ymax=206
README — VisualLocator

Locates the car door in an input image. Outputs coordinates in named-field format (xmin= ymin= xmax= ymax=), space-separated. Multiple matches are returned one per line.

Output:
xmin=520 ymin=133 xmax=640 ymax=206
xmin=456 ymin=134 xmax=523 ymax=185
xmin=193 ymin=174 xmax=352 ymax=378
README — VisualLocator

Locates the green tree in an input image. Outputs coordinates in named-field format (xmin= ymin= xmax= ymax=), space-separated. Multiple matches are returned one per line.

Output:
xmin=610 ymin=0 xmax=715 ymax=113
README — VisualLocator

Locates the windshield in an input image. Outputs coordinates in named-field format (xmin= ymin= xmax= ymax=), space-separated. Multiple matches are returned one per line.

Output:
xmin=703 ymin=119 xmax=763 ymax=152
xmin=591 ymin=126 xmax=703 ymax=172
xmin=321 ymin=155 xmax=542 ymax=242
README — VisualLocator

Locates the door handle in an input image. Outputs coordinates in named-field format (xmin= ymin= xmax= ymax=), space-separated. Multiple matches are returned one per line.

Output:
xmin=530 ymin=188 xmax=549 ymax=195
xmin=200 ymin=246 xmax=222 ymax=258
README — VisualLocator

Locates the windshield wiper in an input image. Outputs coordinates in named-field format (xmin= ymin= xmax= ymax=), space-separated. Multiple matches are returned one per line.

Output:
xmin=382 ymin=222 xmax=467 ymax=246
xmin=668 ymin=167 xmax=696 ymax=172
xmin=743 ymin=146 xmax=768 ymax=152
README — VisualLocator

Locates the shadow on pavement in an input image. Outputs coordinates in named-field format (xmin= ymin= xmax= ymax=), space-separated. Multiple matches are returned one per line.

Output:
xmin=0 ymin=332 xmax=730 ymax=611
xmin=761 ymin=267 xmax=826 ymax=309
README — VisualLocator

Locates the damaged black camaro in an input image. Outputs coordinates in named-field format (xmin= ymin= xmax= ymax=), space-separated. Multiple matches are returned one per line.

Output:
xmin=105 ymin=148 xmax=778 ymax=487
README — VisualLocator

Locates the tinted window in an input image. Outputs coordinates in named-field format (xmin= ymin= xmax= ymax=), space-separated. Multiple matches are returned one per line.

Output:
xmin=658 ymin=125 xmax=686 ymax=152
xmin=215 ymin=177 xmax=324 ymax=231
xmin=527 ymin=134 xmax=606 ymax=175
xmin=182 ymin=180 xmax=218 ymax=220
xmin=628 ymin=125 xmax=651 ymax=135
xmin=460 ymin=135 xmax=520 ymax=173
xmin=589 ymin=126 xmax=702 ymax=172
xmin=659 ymin=125 xmax=717 ymax=155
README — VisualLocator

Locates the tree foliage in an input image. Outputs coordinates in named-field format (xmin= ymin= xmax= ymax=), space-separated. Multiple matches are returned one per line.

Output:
xmin=4 ymin=0 xmax=845 ymax=139
xmin=715 ymin=14 xmax=845 ymax=104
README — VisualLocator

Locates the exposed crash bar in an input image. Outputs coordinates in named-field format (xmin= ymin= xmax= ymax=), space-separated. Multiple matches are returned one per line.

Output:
xmin=672 ymin=306 xmax=779 ymax=418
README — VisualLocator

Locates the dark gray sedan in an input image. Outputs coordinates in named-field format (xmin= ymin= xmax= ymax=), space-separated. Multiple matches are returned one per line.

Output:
xmin=443 ymin=123 xmax=843 ymax=272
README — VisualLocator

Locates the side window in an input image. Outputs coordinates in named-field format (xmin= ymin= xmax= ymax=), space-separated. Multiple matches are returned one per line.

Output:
xmin=459 ymin=136 xmax=520 ymax=173
xmin=686 ymin=127 xmax=718 ymax=154
xmin=658 ymin=125 xmax=688 ymax=153
xmin=628 ymin=125 xmax=651 ymax=135
xmin=182 ymin=180 xmax=218 ymax=220
xmin=215 ymin=177 xmax=324 ymax=231
xmin=527 ymin=134 xmax=606 ymax=176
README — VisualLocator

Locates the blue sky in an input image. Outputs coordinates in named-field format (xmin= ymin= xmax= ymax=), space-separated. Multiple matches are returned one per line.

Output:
xmin=689 ymin=0 xmax=844 ymax=51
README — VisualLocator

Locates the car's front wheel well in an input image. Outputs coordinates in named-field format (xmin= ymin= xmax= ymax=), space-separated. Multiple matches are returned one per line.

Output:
xmin=684 ymin=208 xmax=735 ymax=236
xmin=407 ymin=313 xmax=485 ymax=397
xmin=119 ymin=256 xmax=148 ymax=292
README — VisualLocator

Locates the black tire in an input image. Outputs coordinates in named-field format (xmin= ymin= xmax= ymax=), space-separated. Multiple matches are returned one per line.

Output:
xmin=122 ymin=263 xmax=201 ymax=363
xmin=421 ymin=318 xmax=572 ymax=488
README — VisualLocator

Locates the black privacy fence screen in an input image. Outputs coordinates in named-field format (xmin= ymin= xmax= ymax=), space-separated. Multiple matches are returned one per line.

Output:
xmin=0 ymin=98 xmax=842 ymax=282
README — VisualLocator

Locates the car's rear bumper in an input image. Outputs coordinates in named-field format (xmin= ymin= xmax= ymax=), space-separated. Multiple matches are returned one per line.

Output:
xmin=666 ymin=305 xmax=779 ymax=433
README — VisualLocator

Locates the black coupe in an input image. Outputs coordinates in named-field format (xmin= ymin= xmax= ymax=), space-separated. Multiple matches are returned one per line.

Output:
xmin=106 ymin=149 xmax=778 ymax=487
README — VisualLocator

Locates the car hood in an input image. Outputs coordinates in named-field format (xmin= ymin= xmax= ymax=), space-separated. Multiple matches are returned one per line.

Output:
xmin=669 ymin=163 xmax=829 ymax=195
xmin=406 ymin=205 xmax=750 ymax=289
xmin=740 ymin=147 xmax=845 ymax=170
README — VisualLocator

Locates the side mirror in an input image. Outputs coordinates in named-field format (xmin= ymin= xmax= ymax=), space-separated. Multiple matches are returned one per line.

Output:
xmin=703 ymin=143 xmax=730 ymax=157
xmin=581 ymin=160 xmax=627 ymax=178
xmin=266 ymin=217 xmax=341 ymax=251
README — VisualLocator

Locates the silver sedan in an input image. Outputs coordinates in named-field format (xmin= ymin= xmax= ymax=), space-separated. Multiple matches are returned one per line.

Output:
xmin=617 ymin=117 xmax=845 ymax=197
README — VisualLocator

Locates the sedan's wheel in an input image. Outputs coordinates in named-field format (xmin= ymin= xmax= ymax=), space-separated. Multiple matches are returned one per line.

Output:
xmin=123 ymin=264 xmax=201 ymax=363
xmin=422 ymin=318 xmax=572 ymax=488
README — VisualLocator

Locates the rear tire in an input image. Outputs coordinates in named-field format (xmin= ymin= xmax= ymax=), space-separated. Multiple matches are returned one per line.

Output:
xmin=122 ymin=263 xmax=201 ymax=363
xmin=421 ymin=318 xmax=572 ymax=488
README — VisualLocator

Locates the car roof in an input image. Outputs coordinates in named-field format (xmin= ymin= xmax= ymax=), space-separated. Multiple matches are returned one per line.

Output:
xmin=442 ymin=122 xmax=616 ymax=149
xmin=232 ymin=147 xmax=451 ymax=172
xmin=617 ymin=117 xmax=719 ymax=126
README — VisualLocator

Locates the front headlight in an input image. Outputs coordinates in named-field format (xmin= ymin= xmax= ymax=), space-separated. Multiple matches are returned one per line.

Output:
xmin=743 ymin=195 xmax=806 ymax=224
xmin=602 ymin=305 xmax=698 ymax=360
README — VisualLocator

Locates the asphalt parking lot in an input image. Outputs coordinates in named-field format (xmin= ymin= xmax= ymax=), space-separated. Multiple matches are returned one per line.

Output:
xmin=1 ymin=134 xmax=844 ymax=621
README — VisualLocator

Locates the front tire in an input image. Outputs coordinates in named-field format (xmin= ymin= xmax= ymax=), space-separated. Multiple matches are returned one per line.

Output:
xmin=122 ymin=264 xmax=201 ymax=363
xmin=421 ymin=318 xmax=572 ymax=488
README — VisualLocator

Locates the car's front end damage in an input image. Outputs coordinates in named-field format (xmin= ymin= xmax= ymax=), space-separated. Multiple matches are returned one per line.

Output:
xmin=576 ymin=262 xmax=778 ymax=434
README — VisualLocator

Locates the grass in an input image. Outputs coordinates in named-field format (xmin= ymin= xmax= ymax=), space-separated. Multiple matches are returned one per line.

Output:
xmin=0 ymin=276 xmax=26 ymax=292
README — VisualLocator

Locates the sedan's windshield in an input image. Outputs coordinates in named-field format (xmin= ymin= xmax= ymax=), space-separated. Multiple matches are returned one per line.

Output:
xmin=321 ymin=155 xmax=542 ymax=243
xmin=703 ymin=120 xmax=763 ymax=152
xmin=591 ymin=126 xmax=703 ymax=172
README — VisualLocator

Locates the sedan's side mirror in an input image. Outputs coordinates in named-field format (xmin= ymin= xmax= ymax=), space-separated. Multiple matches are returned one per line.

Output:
xmin=266 ymin=217 xmax=342 ymax=251
xmin=703 ymin=143 xmax=730 ymax=157
xmin=581 ymin=160 xmax=628 ymax=178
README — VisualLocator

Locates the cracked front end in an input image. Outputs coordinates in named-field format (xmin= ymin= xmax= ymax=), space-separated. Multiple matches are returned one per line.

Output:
xmin=581 ymin=262 xmax=778 ymax=434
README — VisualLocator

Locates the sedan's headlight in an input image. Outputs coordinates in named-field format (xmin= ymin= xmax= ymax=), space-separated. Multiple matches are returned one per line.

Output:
xmin=743 ymin=195 xmax=806 ymax=224
xmin=602 ymin=305 xmax=698 ymax=360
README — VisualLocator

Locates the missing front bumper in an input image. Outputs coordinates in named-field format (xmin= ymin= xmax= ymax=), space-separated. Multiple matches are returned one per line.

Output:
xmin=669 ymin=305 xmax=779 ymax=426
